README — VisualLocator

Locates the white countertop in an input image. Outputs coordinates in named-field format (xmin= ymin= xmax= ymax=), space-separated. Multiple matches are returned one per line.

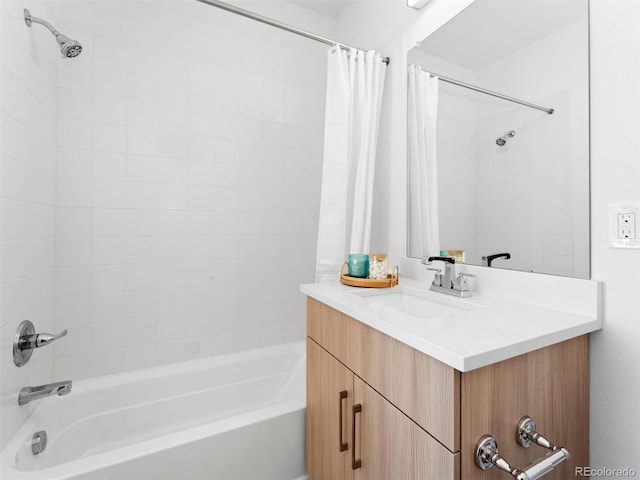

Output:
xmin=300 ymin=279 xmax=602 ymax=372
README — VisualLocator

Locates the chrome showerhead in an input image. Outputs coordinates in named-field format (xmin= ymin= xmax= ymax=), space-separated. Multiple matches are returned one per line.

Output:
xmin=496 ymin=130 xmax=515 ymax=147
xmin=56 ymin=34 xmax=83 ymax=58
xmin=24 ymin=9 xmax=82 ymax=59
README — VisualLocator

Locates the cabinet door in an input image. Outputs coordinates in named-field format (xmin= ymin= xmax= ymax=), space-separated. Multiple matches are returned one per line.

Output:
xmin=307 ymin=339 xmax=353 ymax=480
xmin=353 ymin=377 xmax=459 ymax=480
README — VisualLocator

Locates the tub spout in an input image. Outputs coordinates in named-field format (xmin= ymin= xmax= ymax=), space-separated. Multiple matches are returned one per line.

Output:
xmin=19 ymin=381 xmax=72 ymax=405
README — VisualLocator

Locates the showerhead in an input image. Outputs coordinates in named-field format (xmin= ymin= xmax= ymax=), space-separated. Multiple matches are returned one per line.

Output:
xmin=56 ymin=34 xmax=83 ymax=58
xmin=24 ymin=9 xmax=82 ymax=59
xmin=496 ymin=130 xmax=515 ymax=147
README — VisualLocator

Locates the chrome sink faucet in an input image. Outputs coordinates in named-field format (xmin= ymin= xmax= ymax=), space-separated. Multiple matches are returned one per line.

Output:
xmin=19 ymin=381 xmax=72 ymax=405
xmin=422 ymin=256 xmax=475 ymax=298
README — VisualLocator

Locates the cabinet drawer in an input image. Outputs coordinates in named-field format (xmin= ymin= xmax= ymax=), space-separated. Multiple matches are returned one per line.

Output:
xmin=307 ymin=298 xmax=460 ymax=452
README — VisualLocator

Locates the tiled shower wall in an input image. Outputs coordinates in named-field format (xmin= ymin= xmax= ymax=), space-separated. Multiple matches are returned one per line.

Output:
xmin=51 ymin=0 xmax=327 ymax=379
xmin=0 ymin=0 xmax=58 ymax=449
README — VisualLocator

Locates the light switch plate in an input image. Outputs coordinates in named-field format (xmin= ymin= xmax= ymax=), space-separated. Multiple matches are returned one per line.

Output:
xmin=609 ymin=203 xmax=640 ymax=248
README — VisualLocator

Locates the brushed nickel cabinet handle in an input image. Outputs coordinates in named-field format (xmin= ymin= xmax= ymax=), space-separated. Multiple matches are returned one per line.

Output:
xmin=339 ymin=390 xmax=348 ymax=452
xmin=352 ymin=403 xmax=362 ymax=469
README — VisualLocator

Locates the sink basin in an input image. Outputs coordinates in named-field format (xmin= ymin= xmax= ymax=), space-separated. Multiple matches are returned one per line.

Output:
xmin=352 ymin=287 xmax=472 ymax=319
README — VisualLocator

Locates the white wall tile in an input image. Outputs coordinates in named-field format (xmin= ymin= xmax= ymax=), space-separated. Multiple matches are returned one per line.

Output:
xmin=125 ymin=263 xmax=158 ymax=291
xmin=127 ymin=73 xmax=159 ymax=103
xmin=93 ymin=151 xmax=126 ymax=180
xmin=35 ymin=0 xmax=327 ymax=386
xmin=91 ymin=320 xmax=126 ymax=351
xmin=158 ymin=184 xmax=187 ymax=210
xmin=127 ymin=127 xmax=158 ymax=156
xmin=93 ymin=66 xmax=127 ymax=97
xmin=58 ymin=148 xmax=92 ymax=178
xmin=125 ymin=237 xmax=159 ymax=264
xmin=94 ymin=36 xmax=129 ymax=70
xmin=58 ymin=88 xmax=92 ymax=121
xmin=58 ymin=118 xmax=92 ymax=149
xmin=92 ymin=208 xmax=126 ymax=236
xmin=91 ymin=348 xmax=126 ymax=376
xmin=128 ymin=44 xmax=159 ymax=77
xmin=56 ymin=237 xmax=91 ymax=267
xmin=126 ymin=343 xmax=157 ymax=370
xmin=56 ymin=177 xmax=92 ymax=207
xmin=56 ymin=208 xmax=91 ymax=236
xmin=58 ymin=62 xmax=93 ymax=93
xmin=127 ymin=99 xmax=159 ymax=129
xmin=94 ymin=122 xmax=127 ymax=153
xmin=158 ymin=157 xmax=188 ymax=184
xmin=92 ymin=179 xmax=126 ymax=208
xmin=56 ymin=266 xmax=91 ymax=297
xmin=92 ymin=237 xmax=125 ymax=265
xmin=158 ymin=133 xmax=188 ymax=159
xmin=91 ymin=292 xmax=125 ymax=323
xmin=126 ymin=210 xmax=158 ymax=236
xmin=126 ymin=182 xmax=158 ymax=209
xmin=91 ymin=265 xmax=125 ymax=294
xmin=127 ymin=155 xmax=158 ymax=183
xmin=94 ymin=94 xmax=127 ymax=125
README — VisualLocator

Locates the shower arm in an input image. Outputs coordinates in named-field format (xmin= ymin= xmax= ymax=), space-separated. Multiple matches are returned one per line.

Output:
xmin=24 ymin=10 xmax=61 ymax=36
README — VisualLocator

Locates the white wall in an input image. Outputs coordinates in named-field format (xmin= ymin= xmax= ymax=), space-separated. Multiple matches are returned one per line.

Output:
xmin=0 ymin=0 xmax=58 ymax=450
xmin=589 ymin=0 xmax=640 ymax=471
xmin=49 ymin=0 xmax=327 ymax=380
xmin=338 ymin=0 xmax=640 ymax=470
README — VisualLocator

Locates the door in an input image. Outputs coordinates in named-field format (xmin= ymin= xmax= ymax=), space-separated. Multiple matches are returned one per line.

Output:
xmin=353 ymin=376 xmax=459 ymax=480
xmin=307 ymin=339 xmax=353 ymax=480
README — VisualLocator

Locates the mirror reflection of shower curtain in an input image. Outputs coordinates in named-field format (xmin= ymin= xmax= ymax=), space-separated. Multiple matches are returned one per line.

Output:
xmin=315 ymin=46 xmax=386 ymax=282
xmin=407 ymin=65 xmax=439 ymax=259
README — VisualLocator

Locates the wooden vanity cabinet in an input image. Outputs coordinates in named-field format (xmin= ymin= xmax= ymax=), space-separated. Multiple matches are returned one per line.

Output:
xmin=307 ymin=339 xmax=459 ymax=480
xmin=306 ymin=298 xmax=589 ymax=480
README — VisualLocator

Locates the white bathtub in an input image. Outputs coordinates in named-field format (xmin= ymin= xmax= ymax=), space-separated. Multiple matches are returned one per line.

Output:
xmin=1 ymin=342 xmax=307 ymax=480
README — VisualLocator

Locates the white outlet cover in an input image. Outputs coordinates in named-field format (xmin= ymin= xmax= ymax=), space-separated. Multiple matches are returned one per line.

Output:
xmin=609 ymin=203 xmax=640 ymax=248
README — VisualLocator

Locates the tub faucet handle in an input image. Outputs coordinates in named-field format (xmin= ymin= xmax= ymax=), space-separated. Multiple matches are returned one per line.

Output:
xmin=13 ymin=320 xmax=69 ymax=367
xmin=21 ymin=328 xmax=68 ymax=349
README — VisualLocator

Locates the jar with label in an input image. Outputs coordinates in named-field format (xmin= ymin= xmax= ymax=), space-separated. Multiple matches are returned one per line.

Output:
xmin=369 ymin=253 xmax=388 ymax=280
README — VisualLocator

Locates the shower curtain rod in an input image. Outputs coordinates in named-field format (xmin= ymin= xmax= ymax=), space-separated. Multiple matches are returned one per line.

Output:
xmin=196 ymin=0 xmax=390 ymax=65
xmin=431 ymin=71 xmax=554 ymax=114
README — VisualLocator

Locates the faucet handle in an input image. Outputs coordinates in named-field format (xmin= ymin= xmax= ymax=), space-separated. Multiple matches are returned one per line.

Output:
xmin=13 ymin=321 xmax=69 ymax=367
xmin=426 ymin=268 xmax=443 ymax=287
xmin=22 ymin=329 xmax=68 ymax=350
xmin=457 ymin=272 xmax=476 ymax=279
xmin=455 ymin=272 xmax=476 ymax=292
xmin=422 ymin=256 xmax=455 ymax=265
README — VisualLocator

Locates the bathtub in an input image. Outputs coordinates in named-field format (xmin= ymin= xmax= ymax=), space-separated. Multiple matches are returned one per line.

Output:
xmin=1 ymin=341 xmax=307 ymax=480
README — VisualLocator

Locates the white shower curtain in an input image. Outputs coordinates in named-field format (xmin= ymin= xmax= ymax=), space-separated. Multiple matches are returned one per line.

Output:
xmin=407 ymin=65 xmax=439 ymax=259
xmin=315 ymin=46 xmax=386 ymax=282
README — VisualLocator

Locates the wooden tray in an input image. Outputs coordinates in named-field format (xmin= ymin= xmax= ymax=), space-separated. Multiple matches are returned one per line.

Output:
xmin=340 ymin=262 xmax=399 ymax=288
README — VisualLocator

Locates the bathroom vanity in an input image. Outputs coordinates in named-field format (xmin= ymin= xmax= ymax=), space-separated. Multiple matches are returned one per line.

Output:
xmin=302 ymin=280 xmax=601 ymax=480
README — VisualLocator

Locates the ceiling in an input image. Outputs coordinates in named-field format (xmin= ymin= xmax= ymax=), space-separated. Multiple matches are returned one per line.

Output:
xmin=283 ymin=0 xmax=348 ymax=17
xmin=415 ymin=0 xmax=588 ymax=71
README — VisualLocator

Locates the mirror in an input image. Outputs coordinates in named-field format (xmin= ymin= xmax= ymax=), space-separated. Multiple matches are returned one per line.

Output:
xmin=406 ymin=0 xmax=590 ymax=278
